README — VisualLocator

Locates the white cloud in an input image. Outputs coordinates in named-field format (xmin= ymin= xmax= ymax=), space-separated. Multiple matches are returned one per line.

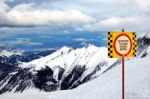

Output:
xmin=74 ymin=38 xmax=88 ymax=46
xmin=76 ymin=14 xmax=150 ymax=32
xmin=0 ymin=38 xmax=43 ymax=46
xmin=0 ymin=0 xmax=150 ymax=32
xmin=68 ymin=0 xmax=150 ymax=32
xmin=80 ymin=42 xmax=87 ymax=46
xmin=64 ymin=30 xmax=70 ymax=34
xmin=74 ymin=38 xmax=95 ymax=45
xmin=132 ymin=0 xmax=150 ymax=11
xmin=74 ymin=38 xmax=87 ymax=42
xmin=0 ymin=1 xmax=94 ymax=27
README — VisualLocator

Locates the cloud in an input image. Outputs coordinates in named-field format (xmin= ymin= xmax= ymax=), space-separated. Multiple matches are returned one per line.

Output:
xmin=64 ymin=30 xmax=70 ymax=34
xmin=4 ymin=0 xmax=66 ymax=8
xmin=0 ymin=1 xmax=94 ymax=27
xmin=0 ymin=0 xmax=150 ymax=32
xmin=80 ymin=42 xmax=87 ymax=46
xmin=74 ymin=38 xmax=95 ymax=46
xmin=74 ymin=38 xmax=87 ymax=42
xmin=76 ymin=14 xmax=150 ymax=32
xmin=73 ymin=38 xmax=87 ymax=46
xmin=132 ymin=0 xmax=150 ymax=11
xmin=0 ymin=38 xmax=43 ymax=46
xmin=64 ymin=0 xmax=150 ymax=32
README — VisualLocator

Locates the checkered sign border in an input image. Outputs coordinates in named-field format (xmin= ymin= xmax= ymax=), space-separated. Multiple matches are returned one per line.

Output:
xmin=108 ymin=32 xmax=137 ymax=58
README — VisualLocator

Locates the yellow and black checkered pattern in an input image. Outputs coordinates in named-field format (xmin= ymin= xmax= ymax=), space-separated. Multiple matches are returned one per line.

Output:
xmin=132 ymin=32 xmax=137 ymax=57
xmin=108 ymin=32 xmax=113 ymax=58
xmin=108 ymin=32 xmax=137 ymax=58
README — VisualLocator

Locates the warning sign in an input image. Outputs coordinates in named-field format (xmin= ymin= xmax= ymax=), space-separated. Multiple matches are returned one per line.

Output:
xmin=108 ymin=32 xmax=137 ymax=58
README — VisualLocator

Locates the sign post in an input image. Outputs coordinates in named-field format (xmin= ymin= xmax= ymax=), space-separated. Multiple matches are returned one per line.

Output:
xmin=122 ymin=29 xmax=125 ymax=99
xmin=122 ymin=56 xmax=125 ymax=99
xmin=108 ymin=29 xmax=137 ymax=99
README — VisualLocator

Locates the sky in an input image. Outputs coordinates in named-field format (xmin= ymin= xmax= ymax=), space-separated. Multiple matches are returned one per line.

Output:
xmin=0 ymin=0 xmax=150 ymax=32
xmin=0 ymin=0 xmax=150 ymax=49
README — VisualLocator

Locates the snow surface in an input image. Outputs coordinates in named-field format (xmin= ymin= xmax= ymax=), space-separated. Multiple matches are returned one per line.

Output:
xmin=1 ymin=47 xmax=150 ymax=99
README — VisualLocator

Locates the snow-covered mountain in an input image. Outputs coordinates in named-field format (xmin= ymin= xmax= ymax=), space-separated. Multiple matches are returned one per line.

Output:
xmin=44 ymin=35 xmax=150 ymax=99
xmin=46 ymin=44 xmax=150 ymax=99
xmin=0 ymin=33 xmax=149 ymax=97
xmin=0 ymin=48 xmax=55 ymax=68
xmin=20 ymin=45 xmax=118 ymax=76
xmin=0 ymin=45 xmax=118 ymax=94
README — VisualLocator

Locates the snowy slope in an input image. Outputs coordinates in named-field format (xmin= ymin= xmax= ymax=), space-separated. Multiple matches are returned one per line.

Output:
xmin=1 ymin=47 xmax=150 ymax=99
xmin=46 ymin=54 xmax=150 ymax=99
xmin=0 ymin=39 xmax=149 ymax=99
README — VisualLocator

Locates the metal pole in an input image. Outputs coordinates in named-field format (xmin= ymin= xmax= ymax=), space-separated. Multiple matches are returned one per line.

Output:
xmin=122 ymin=57 xmax=125 ymax=99
xmin=122 ymin=29 xmax=125 ymax=99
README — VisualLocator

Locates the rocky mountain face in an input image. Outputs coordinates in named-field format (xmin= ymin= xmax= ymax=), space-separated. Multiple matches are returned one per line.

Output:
xmin=137 ymin=34 xmax=150 ymax=57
